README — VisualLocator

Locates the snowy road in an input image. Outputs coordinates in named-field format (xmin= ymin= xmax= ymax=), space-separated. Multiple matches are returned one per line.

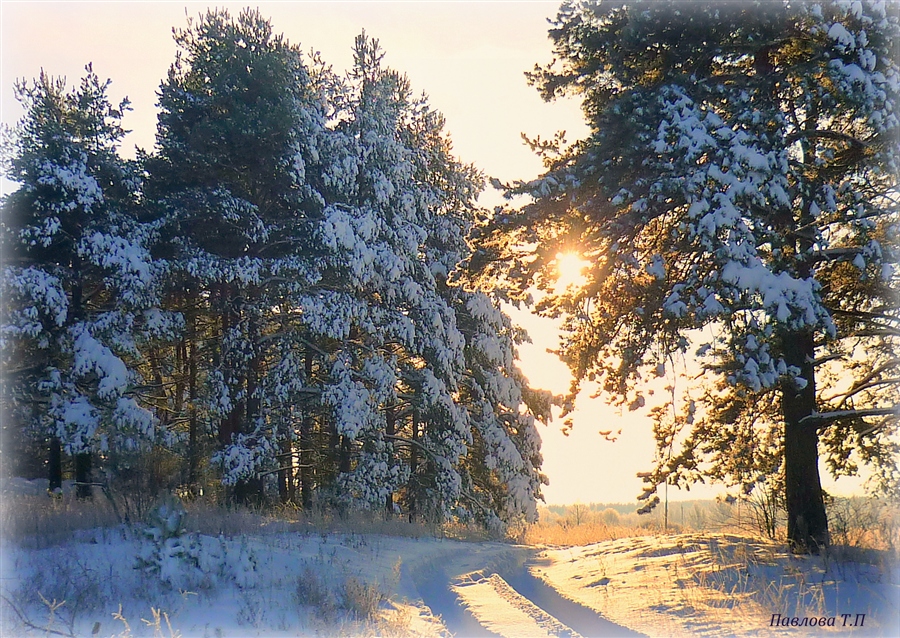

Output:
xmin=409 ymin=546 xmax=646 ymax=638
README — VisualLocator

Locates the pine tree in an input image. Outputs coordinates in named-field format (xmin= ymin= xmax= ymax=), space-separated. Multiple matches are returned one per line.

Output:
xmin=144 ymin=8 xmax=329 ymax=501
xmin=1 ymin=67 xmax=165 ymax=498
xmin=469 ymin=0 xmax=899 ymax=551
xmin=313 ymin=33 xmax=550 ymax=527
xmin=2 ymin=12 xmax=551 ymax=530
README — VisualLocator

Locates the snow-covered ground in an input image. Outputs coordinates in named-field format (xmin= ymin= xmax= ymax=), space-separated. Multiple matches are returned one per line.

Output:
xmin=530 ymin=534 xmax=899 ymax=637
xmin=2 ymin=496 xmax=897 ymax=637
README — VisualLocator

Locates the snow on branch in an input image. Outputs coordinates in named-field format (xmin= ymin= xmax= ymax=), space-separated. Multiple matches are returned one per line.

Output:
xmin=799 ymin=406 xmax=900 ymax=428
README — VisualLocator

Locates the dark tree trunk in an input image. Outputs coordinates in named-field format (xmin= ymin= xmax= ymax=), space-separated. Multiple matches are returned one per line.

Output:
xmin=217 ymin=287 xmax=233 ymax=447
xmin=339 ymin=436 xmax=352 ymax=474
xmin=408 ymin=410 xmax=418 ymax=523
xmin=74 ymin=451 xmax=92 ymax=500
xmin=781 ymin=330 xmax=829 ymax=552
xmin=300 ymin=351 xmax=314 ymax=509
xmin=235 ymin=311 xmax=263 ymax=506
xmin=385 ymin=405 xmax=395 ymax=518
xmin=187 ymin=312 xmax=200 ymax=491
xmin=278 ymin=431 xmax=293 ymax=504
xmin=48 ymin=437 xmax=62 ymax=493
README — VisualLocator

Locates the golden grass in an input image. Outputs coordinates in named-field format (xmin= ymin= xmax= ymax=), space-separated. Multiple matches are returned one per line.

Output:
xmin=520 ymin=519 xmax=660 ymax=546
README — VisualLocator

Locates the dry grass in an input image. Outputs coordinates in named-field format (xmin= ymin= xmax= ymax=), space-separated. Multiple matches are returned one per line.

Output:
xmin=182 ymin=500 xmax=479 ymax=540
xmin=520 ymin=519 xmax=658 ymax=546
xmin=1 ymin=482 xmax=490 ymax=551
xmin=520 ymin=505 xmax=663 ymax=546
xmin=0 ymin=490 xmax=122 ymax=549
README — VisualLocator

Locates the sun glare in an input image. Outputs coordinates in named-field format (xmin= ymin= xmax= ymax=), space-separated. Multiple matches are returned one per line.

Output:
xmin=555 ymin=251 xmax=589 ymax=291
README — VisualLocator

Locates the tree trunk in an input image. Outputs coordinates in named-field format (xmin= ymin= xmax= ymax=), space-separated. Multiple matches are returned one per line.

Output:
xmin=300 ymin=351 xmax=314 ymax=509
xmin=408 ymin=410 xmax=418 ymax=523
xmin=187 ymin=312 xmax=200 ymax=491
xmin=236 ymin=310 xmax=263 ymax=506
xmin=75 ymin=451 xmax=92 ymax=500
xmin=48 ymin=437 xmax=62 ymax=493
xmin=339 ymin=436 xmax=352 ymax=474
xmin=217 ymin=286 xmax=233 ymax=446
xmin=781 ymin=330 xmax=829 ymax=552
xmin=385 ymin=405 xmax=395 ymax=519
xmin=278 ymin=430 xmax=293 ymax=504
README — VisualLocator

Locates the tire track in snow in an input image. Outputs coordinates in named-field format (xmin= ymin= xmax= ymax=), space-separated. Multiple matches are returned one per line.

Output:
xmin=409 ymin=561 xmax=502 ymax=637
xmin=407 ymin=546 xmax=645 ymax=638
xmin=503 ymin=561 xmax=648 ymax=638
xmin=453 ymin=570 xmax=582 ymax=638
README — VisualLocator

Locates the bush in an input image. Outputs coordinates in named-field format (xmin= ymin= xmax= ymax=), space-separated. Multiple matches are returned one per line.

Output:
xmin=135 ymin=494 xmax=258 ymax=589
xmin=340 ymin=577 xmax=385 ymax=620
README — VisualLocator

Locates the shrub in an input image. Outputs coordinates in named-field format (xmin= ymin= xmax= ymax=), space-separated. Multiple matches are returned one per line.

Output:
xmin=340 ymin=577 xmax=385 ymax=620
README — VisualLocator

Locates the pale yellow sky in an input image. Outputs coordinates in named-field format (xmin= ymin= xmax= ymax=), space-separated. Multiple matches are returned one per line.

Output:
xmin=1 ymin=1 xmax=865 ymax=505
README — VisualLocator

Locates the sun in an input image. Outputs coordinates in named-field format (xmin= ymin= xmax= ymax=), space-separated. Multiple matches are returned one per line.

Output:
xmin=554 ymin=251 xmax=589 ymax=291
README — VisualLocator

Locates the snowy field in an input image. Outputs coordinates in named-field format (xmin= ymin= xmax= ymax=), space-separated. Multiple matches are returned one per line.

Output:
xmin=2 ymin=483 xmax=898 ymax=637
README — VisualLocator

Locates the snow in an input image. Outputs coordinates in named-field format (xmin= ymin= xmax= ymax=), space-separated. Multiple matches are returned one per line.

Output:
xmin=72 ymin=326 xmax=129 ymax=399
xmin=453 ymin=572 xmax=581 ymax=638
xmin=4 ymin=491 xmax=896 ymax=638
xmin=533 ymin=534 xmax=899 ymax=638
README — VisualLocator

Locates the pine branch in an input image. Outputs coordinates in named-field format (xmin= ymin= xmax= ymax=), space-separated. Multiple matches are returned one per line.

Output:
xmin=799 ymin=406 xmax=900 ymax=428
xmin=784 ymin=128 xmax=869 ymax=149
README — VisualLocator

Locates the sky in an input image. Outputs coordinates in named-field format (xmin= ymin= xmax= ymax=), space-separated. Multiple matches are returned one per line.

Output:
xmin=0 ymin=0 xmax=867 ymax=505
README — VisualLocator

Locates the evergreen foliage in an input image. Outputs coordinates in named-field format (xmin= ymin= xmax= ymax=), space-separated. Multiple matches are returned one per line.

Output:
xmin=467 ymin=0 xmax=899 ymax=551
xmin=1 ymin=9 xmax=548 ymax=531
xmin=1 ymin=68 xmax=164 ymax=498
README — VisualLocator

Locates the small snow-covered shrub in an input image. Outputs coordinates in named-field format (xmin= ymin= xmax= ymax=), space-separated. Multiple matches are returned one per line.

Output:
xmin=136 ymin=495 xmax=257 ymax=589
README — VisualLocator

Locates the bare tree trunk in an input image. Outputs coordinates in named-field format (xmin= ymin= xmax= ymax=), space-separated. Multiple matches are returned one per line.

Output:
xmin=217 ymin=285 xmax=233 ymax=447
xmin=75 ymin=451 xmax=92 ymax=500
xmin=782 ymin=330 xmax=829 ymax=552
xmin=278 ymin=417 xmax=293 ymax=504
xmin=408 ymin=410 xmax=418 ymax=523
xmin=187 ymin=311 xmax=200 ymax=491
xmin=300 ymin=351 xmax=314 ymax=509
xmin=385 ymin=405 xmax=395 ymax=518
xmin=48 ymin=437 xmax=62 ymax=493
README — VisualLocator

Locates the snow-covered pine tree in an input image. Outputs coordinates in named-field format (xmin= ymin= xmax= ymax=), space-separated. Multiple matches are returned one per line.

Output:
xmin=1 ymin=68 xmax=165 ymax=498
xmin=469 ymin=0 xmax=899 ymax=551
xmin=311 ymin=34 xmax=469 ymax=517
xmin=144 ymin=8 xmax=329 ymax=502
xmin=399 ymin=77 xmax=552 ymax=527
xmin=451 ymin=291 xmax=551 ymax=528
xmin=312 ymin=33 xmax=551 ymax=528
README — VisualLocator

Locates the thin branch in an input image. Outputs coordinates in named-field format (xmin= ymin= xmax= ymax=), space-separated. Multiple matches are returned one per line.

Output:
xmin=857 ymin=415 xmax=897 ymax=438
xmin=784 ymin=129 xmax=869 ymax=148
xmin=811 ymin=352 xmax=845 ymax=367
xmin=255 ymin=464 xmax=314 ymax=479
xmin=800 ymin=406 xmax=900 ymax=428
xmin=830 ymin=308 xmax=899 ymax=325
xmin=0 ymin=594 xmax=75 ymax=638
xmin=824 ymin=377 xmax=900 ymax=405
